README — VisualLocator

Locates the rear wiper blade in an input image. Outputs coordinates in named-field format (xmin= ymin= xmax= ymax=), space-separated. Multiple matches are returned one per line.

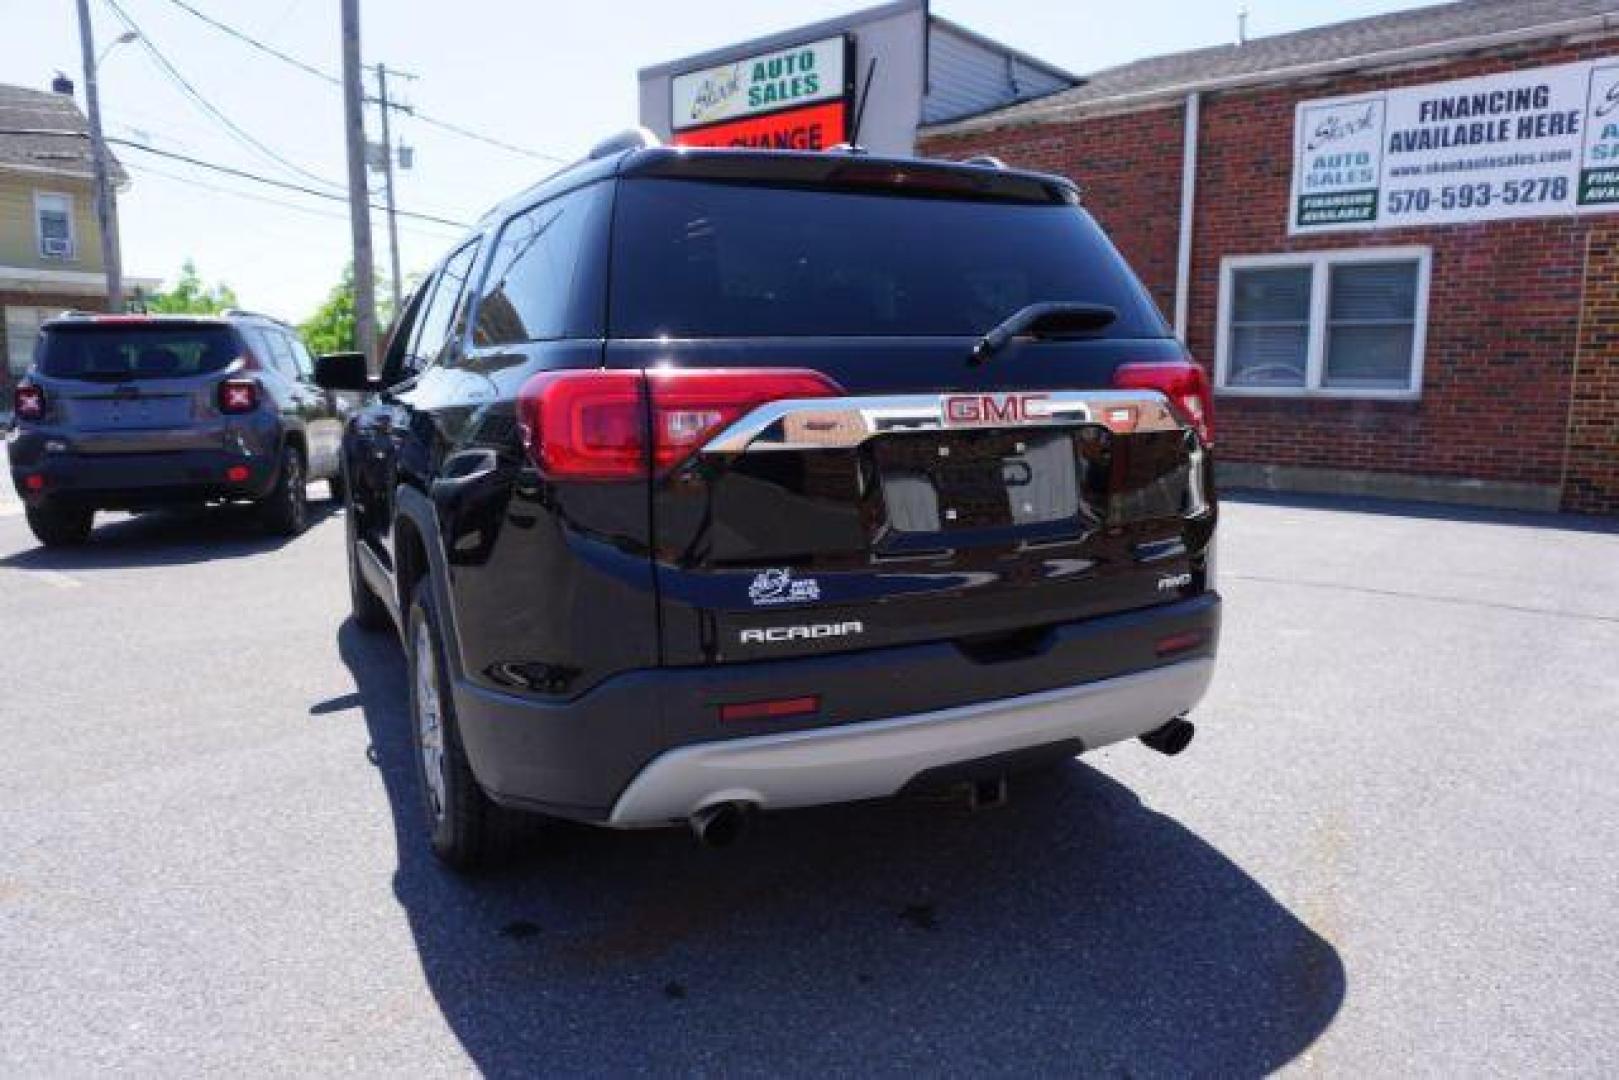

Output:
xmin=970 ymin=302 xmax=1118 ymax=364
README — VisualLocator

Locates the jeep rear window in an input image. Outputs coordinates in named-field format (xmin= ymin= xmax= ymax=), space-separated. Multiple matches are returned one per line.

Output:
xmin=36 ymin=323 xmax=242 ymax=381
xmin=608 ymin=179 xmax=1169 ymax=339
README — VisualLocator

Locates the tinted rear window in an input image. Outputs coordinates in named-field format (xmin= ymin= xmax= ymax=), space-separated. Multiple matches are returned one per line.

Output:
xmin=609 ymin=179 xmax=1168 ymax=339
xmin=38 ymin=324 xmax=242 ymax=381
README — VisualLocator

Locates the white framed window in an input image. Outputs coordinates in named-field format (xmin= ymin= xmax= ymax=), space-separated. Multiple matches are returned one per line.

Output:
xmin=1215 ymin=247 xmax=1431 ymax=399
xmin=34 ymin=192 xmax=76 ymax=261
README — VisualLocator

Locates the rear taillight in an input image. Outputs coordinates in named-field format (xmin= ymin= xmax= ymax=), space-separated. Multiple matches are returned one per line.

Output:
xmin=517 ymin=368 xmax=843 ymax=481
xmin=217 ymin=379 xmax=259 ymax=414
xmin=1112 ymin=359 xmax=1215 ymax=446
xmin=645 ymin=368 xmax=843 ymax=471
xmin=13 ymin=384 xmax=45 ymax=422
xmin=516 ymin=370 xmax=646 ymax=480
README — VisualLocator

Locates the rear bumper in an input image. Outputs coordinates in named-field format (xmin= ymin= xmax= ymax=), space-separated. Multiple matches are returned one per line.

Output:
xmin=609 ymin=656 xmax=1214 ymax=825
xmin=8 ymin=433 xmax=278 ymax=507
xmin=453 ymin=592 xmax=1220 ymax=823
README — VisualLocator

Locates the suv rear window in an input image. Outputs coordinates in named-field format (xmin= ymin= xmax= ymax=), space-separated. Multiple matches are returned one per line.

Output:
xmin=37 ymin=323 xmax=242 ymax=381
xmin=609 ymin=179 xmax=1169 ymax=339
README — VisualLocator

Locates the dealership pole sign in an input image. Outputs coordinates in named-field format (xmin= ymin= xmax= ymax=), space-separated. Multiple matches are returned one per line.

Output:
xmin=670 ymin=35 xmax=853 ymax=150
xmin=1290 ymin=58 xmax=1619 ymax=233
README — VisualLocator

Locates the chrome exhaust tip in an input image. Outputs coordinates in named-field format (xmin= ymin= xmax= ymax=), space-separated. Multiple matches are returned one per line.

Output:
xmin=689 ymin=802 xmax=754 ymax=848
xmin=1140 ymin=717 xmax=1196 ymax=756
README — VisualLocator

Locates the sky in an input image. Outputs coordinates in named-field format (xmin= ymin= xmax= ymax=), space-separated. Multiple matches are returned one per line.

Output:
xmin=1 ymin=0 xmax=1442 ymax=322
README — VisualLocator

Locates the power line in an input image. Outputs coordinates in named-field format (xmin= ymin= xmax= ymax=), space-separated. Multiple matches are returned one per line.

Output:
xmin=156 ymin=0 xmax=340 ymax=85
xmin=150 ymin=0 xmax=568 ymax=164
xmin=2 ymin=127 xmax=469 ymax=229
xmin=100 ymin=0 xmax=346 ymax=193
xmin=124 ymin=159 xmax=464 ymax=239
xmin=408 ymin=112 xmax=567 ymax=164
xmin=105 ymin=136 xmax=469 ymax=228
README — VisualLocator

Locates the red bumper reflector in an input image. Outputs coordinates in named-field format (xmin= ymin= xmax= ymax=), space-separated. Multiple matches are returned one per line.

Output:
xmin=225 ymin=465 xmax=250 ymax=483
xmin=719 ymin=695 xmax=820 ymax=723
xmin=1155 ymin=630 xmax=1207 ymax=657
xmin=23 ymin=474 xmax=45 ymax=492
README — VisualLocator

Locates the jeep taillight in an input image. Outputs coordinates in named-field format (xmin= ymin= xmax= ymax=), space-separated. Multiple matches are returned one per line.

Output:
xmin=14 ymin=384 xmax=45 ymax=422
xmin=516 ymin=368 xmax=844 ymax=481
xmin=1112 ymin=358 xmax=1214 ymax=446
xmin=217 ymin=378 xmax=260 ymax=414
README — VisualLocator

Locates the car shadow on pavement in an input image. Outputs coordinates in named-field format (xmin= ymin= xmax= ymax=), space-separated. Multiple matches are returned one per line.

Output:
xmin=336 ymin=620 xmax=1345 ymax=1076
xmin=0 ymin=499 xmax=338 ymax=571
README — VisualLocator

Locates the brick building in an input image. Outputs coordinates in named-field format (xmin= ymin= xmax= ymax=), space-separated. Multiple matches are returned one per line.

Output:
xmin=920 ymin=0 xmax=1619 ymax=514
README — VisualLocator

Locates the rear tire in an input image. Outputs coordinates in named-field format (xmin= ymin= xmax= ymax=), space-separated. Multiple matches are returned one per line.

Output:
xmin=25 ymin=502 xmax=93 ymax=547
xmin=258 ymin=444 xmax=308 ymax=537
xmin=407 ymin=581 xmax=513 ymax=872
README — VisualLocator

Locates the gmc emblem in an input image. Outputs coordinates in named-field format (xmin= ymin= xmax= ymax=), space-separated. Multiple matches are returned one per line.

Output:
xmin=942 ymin=393 xmax=1050 ymax=426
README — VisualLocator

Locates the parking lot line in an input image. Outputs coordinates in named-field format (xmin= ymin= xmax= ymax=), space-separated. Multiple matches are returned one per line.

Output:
xmin=5 ymin=567 xmax=81 ymax=589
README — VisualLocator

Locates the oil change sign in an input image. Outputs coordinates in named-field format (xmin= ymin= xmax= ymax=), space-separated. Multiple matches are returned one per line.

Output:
xmin=671 ymin=36 xmax=848 ymax=135
xmin=1290 ymin=58 xmax=1619 ymax=233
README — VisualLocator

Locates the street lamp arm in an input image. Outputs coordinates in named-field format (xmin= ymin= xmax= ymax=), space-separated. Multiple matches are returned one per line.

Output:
xmin=94 ymin=30 xmax=138 ymax=72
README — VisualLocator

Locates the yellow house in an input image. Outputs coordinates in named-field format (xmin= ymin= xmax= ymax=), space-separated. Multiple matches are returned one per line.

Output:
xmin=0 ymin=78 xmax=154 ymax=409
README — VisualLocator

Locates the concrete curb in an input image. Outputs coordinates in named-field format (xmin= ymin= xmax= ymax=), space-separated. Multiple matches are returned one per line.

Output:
xmin=1217 ymin=462 xmax=1563 ymax=514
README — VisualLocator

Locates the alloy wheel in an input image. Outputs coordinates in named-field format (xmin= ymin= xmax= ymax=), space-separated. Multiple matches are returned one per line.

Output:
xmin=414 ymin=620 xmax=447 ymax=822
xmin=285 ymin=452 xmax=306 ymax=530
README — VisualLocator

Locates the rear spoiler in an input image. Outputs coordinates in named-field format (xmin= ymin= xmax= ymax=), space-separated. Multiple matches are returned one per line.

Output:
xmin=619 ymin=147 xmax=1079 ymax=206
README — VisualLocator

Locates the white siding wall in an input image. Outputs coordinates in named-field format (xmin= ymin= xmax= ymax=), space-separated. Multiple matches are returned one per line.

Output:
xmin=921 ymin=25 xmax=1072 ymax=125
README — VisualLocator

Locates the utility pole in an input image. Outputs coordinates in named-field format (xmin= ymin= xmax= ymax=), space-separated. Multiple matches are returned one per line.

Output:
xmin=340 ymin=0 xmax=377 ymax=364
xmin=374 ymin=63 xmax=403 ymax=314
xmin=74 ymin=0 xmax=123 ymax=312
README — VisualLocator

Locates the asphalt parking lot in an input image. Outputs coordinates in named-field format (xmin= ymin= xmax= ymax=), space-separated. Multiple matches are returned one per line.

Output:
xmin=1 ymin=468 xmax=1616 ymax=1076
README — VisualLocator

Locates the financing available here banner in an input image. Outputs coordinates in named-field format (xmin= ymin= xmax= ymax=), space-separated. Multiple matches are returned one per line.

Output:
xmin=1290 ymin=58 xmax=1619 ymax=233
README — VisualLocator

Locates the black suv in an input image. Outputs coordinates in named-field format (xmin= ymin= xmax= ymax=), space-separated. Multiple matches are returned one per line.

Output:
xmin=317 ymin=137 xmax=1220 ymax=869
xmin=8 ymin=311 xmax=344 ymax=545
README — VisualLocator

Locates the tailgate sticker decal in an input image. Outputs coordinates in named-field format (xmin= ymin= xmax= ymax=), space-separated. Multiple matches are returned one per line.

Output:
xmin=748 ymin=568 xmax=822 ymax=606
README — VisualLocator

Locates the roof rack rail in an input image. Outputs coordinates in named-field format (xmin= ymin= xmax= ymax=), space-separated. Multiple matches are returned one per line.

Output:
xmin=220 ymin=308 xmax=282 ymax=323
xmin=589 ymin=127 xmax=660 ymax=160
xmin=962 ymin=154 xmax=1007 ymax=169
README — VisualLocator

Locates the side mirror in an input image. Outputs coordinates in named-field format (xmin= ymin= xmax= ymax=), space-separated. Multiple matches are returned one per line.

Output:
xmin=313 ymin=351 xmax=376 ymax=393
